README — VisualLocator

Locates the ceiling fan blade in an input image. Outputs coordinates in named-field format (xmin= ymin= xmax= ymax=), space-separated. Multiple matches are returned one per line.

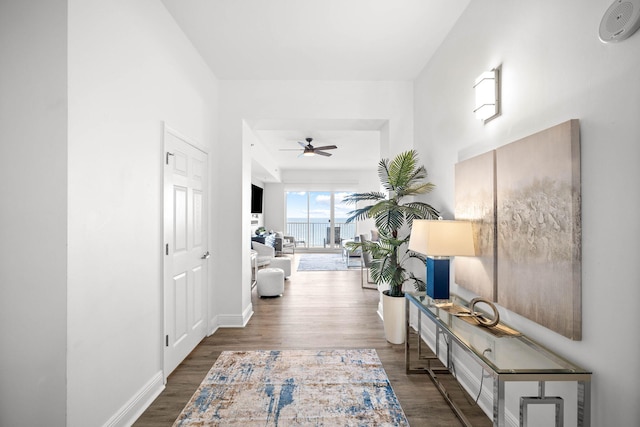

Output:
xmin=297 ymin=141 xmax=308 ymax=148
xmin=312 ymin=145 xmax=337 ymax=151
xmin=315 ymin=150 xmax=332 ymax=157
xmin=279 ymin=148 xmax=302 ymax=151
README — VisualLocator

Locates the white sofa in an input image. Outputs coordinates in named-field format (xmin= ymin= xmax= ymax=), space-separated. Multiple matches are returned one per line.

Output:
xmin=252 ymin=240 xmax=292 ymax=277
xmin=251 ymin=241 xmax=275 ymax=268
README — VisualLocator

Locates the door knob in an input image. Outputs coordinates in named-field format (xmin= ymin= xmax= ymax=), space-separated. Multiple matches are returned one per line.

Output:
xmin=201 ymin=251 xmax=210 ymax=259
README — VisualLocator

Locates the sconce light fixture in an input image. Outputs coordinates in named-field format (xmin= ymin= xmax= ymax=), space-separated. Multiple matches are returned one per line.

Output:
xmin=474 ymin=66 xmax=501 ymax=123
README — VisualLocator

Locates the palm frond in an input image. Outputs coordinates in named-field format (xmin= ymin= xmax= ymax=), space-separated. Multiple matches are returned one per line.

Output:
xmin=402 ymin=182 xmax=435 ymax=196
xmin=407 ymin=251 xmax=427 ymax=264
xmin=345 ymin=206 xmax=373 ymax=223
xmin=342 ymin=192 xmax=387 ymax=205
xmin=407 ymin=273 xmax=426 ymax=292
xmin=377 ymin=158 xmax=394 ymax=192
xmin=366 ymin=200 xmax=398 ymax=216
xmin=404 ymin=202 xmax=440 ymax=221
xmin=373 ymin=207 xmax=405 ymax=234
xmin=406 ymin=165 xmax=428 ymax=185
xmin=343 ymin=192 xmax=390 ymax=223
xmin=388 ymin=150 xmax=418 ymax=189
xmin=372 ymin=255 xmax=406 ymax=296
xmin=369 ymin=243 xmax=392 ymax=260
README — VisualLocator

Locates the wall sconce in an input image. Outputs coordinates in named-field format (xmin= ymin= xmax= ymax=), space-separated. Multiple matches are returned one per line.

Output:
xmin=474 ymin=66 xmax=501 ymax=123
xmin=408 ymin=219 xmax=476 ymax=300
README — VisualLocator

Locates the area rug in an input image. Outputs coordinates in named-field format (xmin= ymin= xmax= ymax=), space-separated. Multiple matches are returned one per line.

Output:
xmin=173 ymin=349 xmax=409 ymax=426
xmin=297 ymin=253 xmax=361 ymax=271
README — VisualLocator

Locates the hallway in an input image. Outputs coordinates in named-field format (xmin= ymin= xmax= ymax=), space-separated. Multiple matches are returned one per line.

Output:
xmin=135 ymin=255 xmax=489 ymax=426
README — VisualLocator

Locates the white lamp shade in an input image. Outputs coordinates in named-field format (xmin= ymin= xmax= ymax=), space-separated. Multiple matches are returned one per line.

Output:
xmin=408 ymin=220 xmax=476 ymax=257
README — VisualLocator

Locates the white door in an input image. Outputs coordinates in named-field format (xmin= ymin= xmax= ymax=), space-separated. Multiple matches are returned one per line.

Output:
xmin=163 ymin=127 xmax=209 ymax=380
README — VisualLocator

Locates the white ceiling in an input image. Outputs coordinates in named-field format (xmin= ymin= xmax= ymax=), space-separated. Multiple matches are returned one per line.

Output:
xmin=248 ymin=119 xmax=387 ymax=182
xmin=161 ymin=0 xmax=470 ymax=180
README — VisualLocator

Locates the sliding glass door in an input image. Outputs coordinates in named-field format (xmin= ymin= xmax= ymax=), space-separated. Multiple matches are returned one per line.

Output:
xmin=286 ymin=191 xmax=355 ymax=250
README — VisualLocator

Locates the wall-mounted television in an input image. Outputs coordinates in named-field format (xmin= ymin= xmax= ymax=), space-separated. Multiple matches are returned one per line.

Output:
xmin=251 ymin=184 xmax=263 ymax=214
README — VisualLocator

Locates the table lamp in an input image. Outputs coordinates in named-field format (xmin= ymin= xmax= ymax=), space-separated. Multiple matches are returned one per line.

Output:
xmin=408 ymin=219 xmax=476 ymax=299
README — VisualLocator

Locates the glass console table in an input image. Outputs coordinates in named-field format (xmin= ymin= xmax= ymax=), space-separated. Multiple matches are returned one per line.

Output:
xmin=405 ymin=292 xmax=591 ymax=427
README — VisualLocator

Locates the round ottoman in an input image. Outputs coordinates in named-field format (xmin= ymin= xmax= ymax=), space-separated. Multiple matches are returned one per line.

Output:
xmin=256 ymin=268 xmax=284 ymax=297
xmin=269 ymin=257 xmax=292 ymax=278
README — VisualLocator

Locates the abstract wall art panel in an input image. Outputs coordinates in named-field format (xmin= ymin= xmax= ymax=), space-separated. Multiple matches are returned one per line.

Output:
xmin=455 ymin=150 xmax=497 ymax=301
xmin=496 ymin=119 xmax=581 ymax=340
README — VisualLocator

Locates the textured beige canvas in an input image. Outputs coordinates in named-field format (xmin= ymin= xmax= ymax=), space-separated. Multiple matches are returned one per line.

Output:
xmin=496 ymin=120 xmax=581 ymax=340
xmin=455 ymin=151 xmax=497 ymax=301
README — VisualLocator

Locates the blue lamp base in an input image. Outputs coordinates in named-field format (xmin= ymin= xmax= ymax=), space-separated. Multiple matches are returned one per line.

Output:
xmin=426 ymin=257 xmax=451 ymax=300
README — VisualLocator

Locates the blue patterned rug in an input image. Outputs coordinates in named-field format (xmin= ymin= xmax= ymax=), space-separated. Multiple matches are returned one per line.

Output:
xmin=173 ymin=349 xmax=408 ymax=426
xmin=297 ymin=253 xmax=361 ymax=271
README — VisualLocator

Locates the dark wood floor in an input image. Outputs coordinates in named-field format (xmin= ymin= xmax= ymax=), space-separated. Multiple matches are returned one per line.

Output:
xmin=134 ymin=254 xmax=491 ymax=426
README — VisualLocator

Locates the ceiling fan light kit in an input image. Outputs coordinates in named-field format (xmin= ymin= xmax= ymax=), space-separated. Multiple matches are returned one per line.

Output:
xmin=280 ymin=137 xmax=338 ymax=158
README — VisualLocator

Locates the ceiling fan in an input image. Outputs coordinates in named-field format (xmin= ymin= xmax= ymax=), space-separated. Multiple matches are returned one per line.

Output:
xmin=281 ymin=137 xmax=338 ymax=157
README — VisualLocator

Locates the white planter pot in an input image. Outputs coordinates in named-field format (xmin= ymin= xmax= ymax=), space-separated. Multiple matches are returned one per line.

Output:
xmin=382 ymin=291 xmax=406 ymax=344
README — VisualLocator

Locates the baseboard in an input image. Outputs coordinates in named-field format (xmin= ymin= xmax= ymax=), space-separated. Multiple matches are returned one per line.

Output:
xmin=103 ymin=371 xmax=164 ymax=427
xmin=218 ymin=303 xmax=254 ymax=328
xmin=208 ymin=314 xmax=219 ymax=336
xmin=242 ymin=303 xmax=254 ymax=326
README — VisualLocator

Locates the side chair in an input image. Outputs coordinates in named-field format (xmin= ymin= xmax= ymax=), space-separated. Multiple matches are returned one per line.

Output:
xmin=359 ymin=234 xmax=377 ymax=289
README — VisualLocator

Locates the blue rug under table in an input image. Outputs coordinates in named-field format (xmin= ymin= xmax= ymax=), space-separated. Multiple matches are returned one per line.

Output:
xmin=173 ymin=349 xmax=409 ymax=426
xmin=297 ymin=253 xmax=361 ymax=271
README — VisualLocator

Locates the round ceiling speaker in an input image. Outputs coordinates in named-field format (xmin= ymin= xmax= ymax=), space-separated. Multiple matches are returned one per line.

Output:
xmin=599 ymin=0 xmax=640 ymax=43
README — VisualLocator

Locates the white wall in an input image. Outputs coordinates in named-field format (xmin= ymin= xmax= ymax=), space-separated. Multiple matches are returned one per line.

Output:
xmin=414 ymin=0 xmax=640 ymax=425
xmin=264 ymin=182 xmax=286 ymax=232
xmin=217 ymin=80 xmax=414 ymax=324
xmin=0 ymin=2 xmax=68 ymax=426
xmin=67 ymin=1 xmax=218 ymax=426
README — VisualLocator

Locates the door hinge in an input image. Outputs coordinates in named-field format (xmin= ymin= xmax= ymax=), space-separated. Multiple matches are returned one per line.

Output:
xmin=165 ymin=243 xmax=169 ymax=255
xmin=166 ymin=152 xmax=174 ymax=165
xmin=165 ymin=335 xmax=169 ymax=347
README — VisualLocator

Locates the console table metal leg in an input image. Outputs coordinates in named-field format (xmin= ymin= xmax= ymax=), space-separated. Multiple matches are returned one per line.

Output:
xmin=519 ymin=382 xmax=564 ymax=427
xmin=405 ymin=298 xmax=411 ymax=374
xmin=404 ymin=299 xmax=472 ymax=426
xmin=493 ymin=378 xmax=505 ymax=427
xmin=446 ymin=329 xmax=452 ymax=370
xmin=405 ymin=301 xmax=440 ymax=374
xmin=417 ymin=310 xmax=423 ymax=358
xmin=578 ymin=381 xmax=591 ymax=427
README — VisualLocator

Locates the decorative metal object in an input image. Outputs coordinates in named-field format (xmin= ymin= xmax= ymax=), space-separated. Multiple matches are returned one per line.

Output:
xmin=454 ymin=297 xmax=500 ymax=328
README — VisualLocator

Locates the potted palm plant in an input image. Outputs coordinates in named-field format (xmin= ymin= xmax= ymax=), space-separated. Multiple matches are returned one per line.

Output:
xmin=344 ymin=150 xmax=439 ymax=343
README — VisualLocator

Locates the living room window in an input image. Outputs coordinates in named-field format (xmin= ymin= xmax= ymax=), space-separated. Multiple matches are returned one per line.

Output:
xmin=286 ymin=191 xmax=355 ymax=250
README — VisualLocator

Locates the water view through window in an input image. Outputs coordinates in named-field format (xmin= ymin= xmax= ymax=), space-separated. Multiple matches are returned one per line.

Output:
xmin=286 ymin=191 xmax=356 ymax=249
